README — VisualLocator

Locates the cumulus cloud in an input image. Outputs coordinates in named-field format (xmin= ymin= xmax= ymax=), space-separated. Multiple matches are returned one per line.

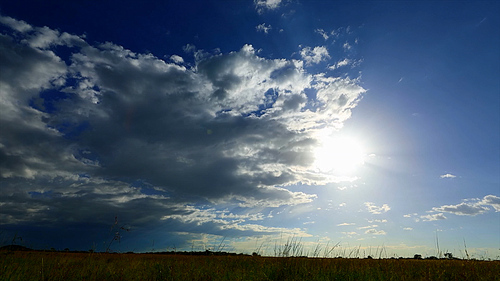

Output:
xmin=431 ymin=202 xmax=489 ymax=216
xmin=365 ymin=202 xmax=390 ymax=214
xmin=430 ymin=195 xmax=500 ymax=216
xmin=482 ymin=195 xmax=500 ymax=211
xmin=170 ymin=54 xmax=184 ymax=64
xmin=412 ymin=195 xmax=499 ymax=223
xmin=0 ymin=16 xmax=365 ymax=246
xmin=300 ymin=46 xmax=330 ymax=65
xmin=440 ymin=173 xmax=456 ymax=179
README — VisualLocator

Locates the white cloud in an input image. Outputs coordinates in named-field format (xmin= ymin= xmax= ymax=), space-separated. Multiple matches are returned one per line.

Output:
xmin=256 ymin=23 xmax=272 ymax=34
xmin=440 ymin=173 xmax=456 ymax=179
xmin=403 ymin=227 xmax=413 ymax=231
xmin=26 ymin=26 xmax=61 ymax=49
xmin=183 ymin=43 xmax=196 ymax=53
xmin=368 ymin=219 xmax=387 ymax=223
xmin=431 ymin=196 xmax=495 ymax=216
xmin=254 ymin=0 xmax=282 ymax=13
xmin=365 ymin=229 xmax=386 ymax=235
xmin=481 ymin=195 xmax=500 ymax=211
xmin=358 ymin=225 xmax=378 ymax=229
xmin=300 ymin=46 xmax=330 ymax=65
xmin=337 ymin=222 xmax=355 ymax=226
xmin=341 ymin=231 xmax=359 ymax=238
xmin=315 ymin=29 xmax=329 ymax=40
xmin=403 ymin=213 xmax=417 ymax=218
xmin=364 ymin=202 xmax=390 ymax=214
xmin=161 ymin=207 xmax=268 ymax=229
xmin=161 ymin=206 xmax=312 ymax=238
xmin=161 ymin=206 xmax=219 ymax=225
xmin=0 ymin=15 xmax=32 ymax=32
xmin=0 ymin=16 xmax=86 ymax=50
xmin=431 ymin=202 xmax=488 ymax=216
xmin=329 ymin=58 xmax=350 ymax=70
xmin=170 ymin=55 xmax=184 ymax=64
xmin=414 ymin=195 xmax=499 ymax=222
xmin=420 ymin=213 xmax=447 ymax=221
xmin=0 ymin=16 xmax=365 ymax=241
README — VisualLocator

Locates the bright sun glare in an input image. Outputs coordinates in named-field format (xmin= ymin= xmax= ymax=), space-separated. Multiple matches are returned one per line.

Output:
xmin=313 ymin=135 xmax=366 ymax=175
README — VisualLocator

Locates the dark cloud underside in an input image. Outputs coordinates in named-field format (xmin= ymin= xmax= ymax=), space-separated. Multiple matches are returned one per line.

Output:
xmin=0 ymin=16 xmax=364 ymax=243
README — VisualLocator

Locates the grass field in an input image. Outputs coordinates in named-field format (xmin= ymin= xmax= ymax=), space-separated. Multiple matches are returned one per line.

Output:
xmin=2 ymin=250 xmax=499 ymax=281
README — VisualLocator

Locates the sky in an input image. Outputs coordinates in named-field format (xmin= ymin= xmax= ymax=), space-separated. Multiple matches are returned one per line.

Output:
xmin=0 ymin=0 xmax=499 ymax=258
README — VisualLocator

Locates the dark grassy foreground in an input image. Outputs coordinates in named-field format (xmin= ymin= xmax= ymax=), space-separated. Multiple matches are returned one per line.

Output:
xmin=1 ymin=251 xmax=499 ymax=281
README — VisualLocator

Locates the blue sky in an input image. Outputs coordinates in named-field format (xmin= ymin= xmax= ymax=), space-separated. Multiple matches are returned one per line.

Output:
xmin=0 ymin=0 xmax=498 ymax=258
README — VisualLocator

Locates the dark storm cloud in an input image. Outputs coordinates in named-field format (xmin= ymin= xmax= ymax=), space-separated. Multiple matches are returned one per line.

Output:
xmin=0 ymin=15 xmax=364 ymax=241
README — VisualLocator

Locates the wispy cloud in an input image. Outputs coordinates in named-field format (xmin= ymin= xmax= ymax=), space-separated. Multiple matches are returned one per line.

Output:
xmin=315 ymin=29 xmax=329 ymax=40
xmin=256 ymin=23 xmax=272 ymax=34
xmin=341 ymin=231 xmax=359 ymax=238
xmin=368 ymin=219 xmax=387 ymax=223
xmin=337 ymin=222 xmax=355 ymax=226
xmin=420 ymin=213 xmax=447 ymax=222
xmin=329 ymin=58 xmax=350 ymax=70
xmin=358 ymin=225 xmax=378 ymax=229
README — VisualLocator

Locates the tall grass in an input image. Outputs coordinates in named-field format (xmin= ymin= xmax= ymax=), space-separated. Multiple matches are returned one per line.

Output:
xmin=1 ymin=250 xmax=499 ymax=281
xmin=264 ymin=237 xmax=390 ymax=259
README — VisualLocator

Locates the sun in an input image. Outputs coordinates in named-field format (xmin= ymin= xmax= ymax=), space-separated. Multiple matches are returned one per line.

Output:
xmin=313 ymin=135 xmax=366 ymax=175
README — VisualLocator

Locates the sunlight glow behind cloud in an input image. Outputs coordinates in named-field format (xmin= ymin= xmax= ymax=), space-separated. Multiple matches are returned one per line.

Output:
xmin=1 ymin=0 xmax=498 ymax=258
xmin=0 ymin=15 xmax=364 ymax=239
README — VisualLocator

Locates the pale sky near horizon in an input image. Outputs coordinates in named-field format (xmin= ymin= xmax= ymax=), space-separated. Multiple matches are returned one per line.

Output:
xmin=0 ymin=0 xmax=499 ymax=258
